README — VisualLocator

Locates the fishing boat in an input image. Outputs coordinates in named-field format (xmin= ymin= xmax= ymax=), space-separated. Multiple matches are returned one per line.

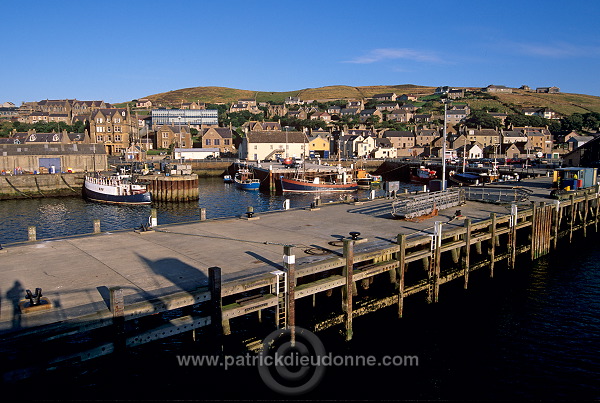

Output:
xmin=356 ymin=169 xmax=382 ymax=189
xmin=83 ymin=173 xmax=152 ymax=204
xmin=449 ymin=161 xmax=500 ymax=186
xmin=223 ymin=174 xmax=234 ymax=183
xmin=234 ymin=168 xmax=260 ymax=190
xmin=410 ymin=166 xmax=437 ymax=184
xmin=280 ymin=167 xmax=357 ymax=192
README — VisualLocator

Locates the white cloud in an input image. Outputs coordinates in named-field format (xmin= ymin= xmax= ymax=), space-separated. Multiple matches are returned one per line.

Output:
xmin=344 ymin=48 xmax=443 ymax=64
xmin=515 ymin=41 xmax=600 ymax=58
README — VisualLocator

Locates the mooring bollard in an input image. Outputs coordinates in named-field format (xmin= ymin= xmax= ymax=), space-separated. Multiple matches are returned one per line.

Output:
xmin=200 ymin=207 xmax=207 ymax=221
xmin=150 ymin=208 xmax=158 ymax=227
xmin=28 ymin=226 xmax=36 ymax=242
xmin=246 ymin=206 xmax=254 ymax=218
xmin=93 ymin=219 xmax=101 ymax=234
xmin=283 ymin=199 xmax=290 ymax=210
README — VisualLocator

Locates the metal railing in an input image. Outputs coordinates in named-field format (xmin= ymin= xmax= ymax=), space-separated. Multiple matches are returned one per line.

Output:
xmin=462 ymin=186 xmax=533 ymax=204
xmin=391 ymin=188 xmax=465 ymax=219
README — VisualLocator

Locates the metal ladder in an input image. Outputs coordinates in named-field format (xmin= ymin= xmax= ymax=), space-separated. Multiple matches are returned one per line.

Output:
xmin=271 ymin=270 xmax=287 ymax=328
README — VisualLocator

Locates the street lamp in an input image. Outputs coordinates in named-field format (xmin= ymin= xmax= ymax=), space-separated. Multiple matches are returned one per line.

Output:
xmin=441 ymin=100 xmax=448 ymax=191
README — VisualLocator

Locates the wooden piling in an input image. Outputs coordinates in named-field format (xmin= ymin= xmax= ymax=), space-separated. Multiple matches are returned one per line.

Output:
xmin=584 ymin=193 xmax=589 ymax=237
xmin=209 ymin=267 xmax=223 ymax=352
xmin=396 ymin=234 xmax=406 ymax=318
xmin=342 ymin=239 xmax=354 ymax=341
xmin=553 ymin=200 xmax=560 ymax=250
xmin=284 ymin=245 xmax=296 ymax=344
xmin=509 ymin=204 xmax=518 ymax=270
xmin=463 ymin=219 xmax=471 ymax=289
xmin=109 ymin=286 xmax=125 ymax=352
xmin=489 ymin=213 xmax=497 ymax=276
xmin=427 ymin=221 xmax=442 ymax=304
xmin=570 ymin=194 xmax=575 ymax=243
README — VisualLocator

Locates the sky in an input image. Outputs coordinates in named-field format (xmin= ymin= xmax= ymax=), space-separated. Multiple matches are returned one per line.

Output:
xmin=2 ymin=0 xmax=600 ymax=105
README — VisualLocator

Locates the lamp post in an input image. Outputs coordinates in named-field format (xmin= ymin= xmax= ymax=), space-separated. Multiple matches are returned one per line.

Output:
xmin=442 ymin=100 xmax=448 ymax=191
xmin=178 ymin=116 xmax=183 ymax=163
xmin=284 ymin=126 xmax=290 ymax=158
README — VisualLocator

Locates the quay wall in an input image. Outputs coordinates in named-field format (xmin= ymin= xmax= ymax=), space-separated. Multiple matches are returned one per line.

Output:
xmin=0 ymin=173 xmax=84 ymax=200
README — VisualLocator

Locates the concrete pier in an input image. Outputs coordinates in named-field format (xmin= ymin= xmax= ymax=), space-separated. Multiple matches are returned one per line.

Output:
xmin=0 ymin=176 xmax=597 ymax=380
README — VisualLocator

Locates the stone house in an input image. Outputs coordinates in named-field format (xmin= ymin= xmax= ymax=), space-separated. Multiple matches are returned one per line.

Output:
xmin=201 ymin=127 xmax=235 ymax=154
xmin=154 ymin=124 xmax=192 ymax=150
xmin=372 ymin=93 xmax=397 ymax=101
xmin=90 ymin=108 xmax=135 ymax=155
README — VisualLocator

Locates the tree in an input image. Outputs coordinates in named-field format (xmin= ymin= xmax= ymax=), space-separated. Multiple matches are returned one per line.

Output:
xmin=463 ymin=110 xmax=502 ymax=129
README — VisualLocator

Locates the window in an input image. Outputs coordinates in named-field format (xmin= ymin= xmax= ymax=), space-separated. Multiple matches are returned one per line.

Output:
xmin=114 ymin=126 xmax=121 ymax=132
xmin=214 ymin=139 xmax=220 ymax=146
xmin=96 ymin=118 xmax=103 ymax=123
xmin=162 ymin=132 xmax=169 ymax=138
xmin=107 ymin=127 xmax=112 ymax=132
xmin=96 ymin=127 xmax=105 ymax=133
xmin=205 ymin=139 xmax=211 ymax=145
xmin=97 ymin=135 xmax=103 ymax=142
xmin=163 ymin=141 xmax=169 ymax=148
xmin=224 ymin=139 xmax=230 ymax=145
xmin=114 ymin=135 xmax=122 ymax=142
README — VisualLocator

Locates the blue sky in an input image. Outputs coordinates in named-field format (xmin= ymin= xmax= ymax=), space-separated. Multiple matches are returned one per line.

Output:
xmin=3 ymin=0 xmax=600 ymax=104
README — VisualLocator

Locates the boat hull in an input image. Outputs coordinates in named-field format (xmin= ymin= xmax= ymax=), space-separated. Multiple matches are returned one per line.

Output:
xmin=234 ymin=179 xmax=260 ymax=190
xmin=281 ymin=177 xmax=357 ymax=192
xmin=83 ymin=185 xmax=152 ymax=205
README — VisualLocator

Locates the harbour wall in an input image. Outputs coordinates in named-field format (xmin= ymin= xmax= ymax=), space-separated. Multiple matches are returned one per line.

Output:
xmin=0 ymin=173 xmax=84 ymax=200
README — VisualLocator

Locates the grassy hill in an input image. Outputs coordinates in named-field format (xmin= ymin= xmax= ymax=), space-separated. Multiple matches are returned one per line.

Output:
xmin=131 ymin=85 xmax=600 ymax=115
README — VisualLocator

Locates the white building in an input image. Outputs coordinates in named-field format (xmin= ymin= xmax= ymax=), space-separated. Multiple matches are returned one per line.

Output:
xmin=175 ymin=148 xmax=220 ymax=160
xmin=239 ymin=130 xmax=308 ymax=161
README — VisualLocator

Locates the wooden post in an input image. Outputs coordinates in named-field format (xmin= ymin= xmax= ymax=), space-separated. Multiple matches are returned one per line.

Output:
xmin=530 ymin=202 xmax=537 ymax=260
xmin=489 ymin=213 xmax=497 ymax=275
xmin=463 ymin=219 xmax=471 ymax=289
xmin=284 ymin=245 xmax=296 ymax=345
xmin=595 ymin=190 xmax=600 ymax=232
xmin=553 ymin=200 xmax=560 ymax=250
xmin=209 ymin=267 xmax=223 ymax=353
xmin=200 ymin=208 xmax=207 ymax=221
xmin=570 ymin=194 xmax=575 ymax=243
xmin=427 ymin=221 xmax=442 ymax=304
xmin=342 ymin=239 xmax=354 ymax=341
xmin=109 ymin=286 xmax=125 ymax=352
xmin=584 ymin=193 xmax=589 ymax=237
xmin=28 ymin=226 xmax=36 ymax=242
xmin=509 ymin=204 xmax=518 ymax=270
xmin=396 ymin=234 xmax=406 ymax=318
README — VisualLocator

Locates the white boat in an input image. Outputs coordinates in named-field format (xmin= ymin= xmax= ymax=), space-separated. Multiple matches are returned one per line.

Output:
xmin=83 ymin=173 xmax=152 ymax=204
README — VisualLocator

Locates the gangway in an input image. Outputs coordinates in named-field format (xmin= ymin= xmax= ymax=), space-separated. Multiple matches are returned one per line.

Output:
xmin=391 ymin=189 xmax=465 ymax=219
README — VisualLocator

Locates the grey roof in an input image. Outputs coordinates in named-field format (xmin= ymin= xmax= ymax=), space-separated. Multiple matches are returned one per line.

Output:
xmin=246 ymin=131 xmax=307 ymax=143
xmin=383 ymin=131 xmax=414 ymax=138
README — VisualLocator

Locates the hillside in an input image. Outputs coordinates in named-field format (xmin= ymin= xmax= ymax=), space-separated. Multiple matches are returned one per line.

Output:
xmin=134 ymin=85 xmax=600 ymax=115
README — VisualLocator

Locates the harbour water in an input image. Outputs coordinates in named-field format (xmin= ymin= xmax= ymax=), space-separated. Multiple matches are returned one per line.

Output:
xmin=0 ymin=177 xmax=393 ymax=245
xmin=1 ymin=178 xmax=599 ymax=400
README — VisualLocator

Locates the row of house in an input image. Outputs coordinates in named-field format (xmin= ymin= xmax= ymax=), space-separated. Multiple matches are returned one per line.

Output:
xmin=233 ymin=124 xmax=581 ymax=162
